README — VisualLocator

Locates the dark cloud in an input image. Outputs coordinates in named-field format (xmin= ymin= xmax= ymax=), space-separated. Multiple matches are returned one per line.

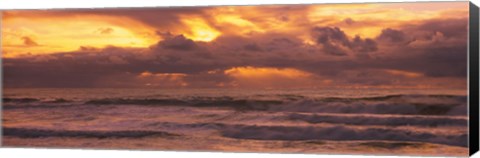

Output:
xmin=377 ymin=28 xmax=408 ymax=43
xmin=156 ymin=33 xmax=198 ymax=51
xmin=351 ymin=36 xmax=378 ymax=53
xmin=243 ymin=43 xmax=263 ymax=52
xmin=312 ymin=26 xmax=378 ymax=56
xmin=397 ymin=46 xmax=467 ymax=78
xmin=415 ymin=18 xmax=468 ymax=38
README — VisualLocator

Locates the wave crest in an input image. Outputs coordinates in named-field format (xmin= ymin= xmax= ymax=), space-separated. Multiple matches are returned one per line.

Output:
xmin=220 ymin=124 xmax=467 ymax=147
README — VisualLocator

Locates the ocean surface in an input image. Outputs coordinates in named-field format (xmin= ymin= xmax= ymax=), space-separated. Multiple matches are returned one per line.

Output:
xmin=1 ymin=88 xmax=469 ymax=156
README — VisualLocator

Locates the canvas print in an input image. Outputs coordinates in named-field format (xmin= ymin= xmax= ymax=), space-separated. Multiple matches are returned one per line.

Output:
xmin=0 ymin=1 xmax=472 ymax=157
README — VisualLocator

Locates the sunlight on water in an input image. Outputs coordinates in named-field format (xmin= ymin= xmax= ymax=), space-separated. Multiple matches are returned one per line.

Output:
xmin=1 ymin=88 xmax=469 ymax=156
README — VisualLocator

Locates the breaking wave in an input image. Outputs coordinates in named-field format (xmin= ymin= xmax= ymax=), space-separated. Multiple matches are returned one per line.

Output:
xmin=143 ymin=121 xmax=467 ymax=147
xmin=220 ymin=124 xmax=467 ymax=147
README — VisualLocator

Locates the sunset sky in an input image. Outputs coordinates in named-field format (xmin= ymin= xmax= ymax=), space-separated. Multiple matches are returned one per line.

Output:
xmin=1 ymin=2 xmax=470 ymax=89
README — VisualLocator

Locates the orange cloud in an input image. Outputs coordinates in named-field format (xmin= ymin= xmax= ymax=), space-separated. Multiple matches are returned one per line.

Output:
xmin=137 ymin=71 xmax=189 ymax=87
xmin=2 ymin=2 xmax=468 ymax=58
xmin=21 ymin=36 xmax=39 ymax=46
xmin=225 ymin=66 xmax=312 ymax=78
xmin=213 ymin=14 xmax=264 ymax=35
xmin=384 ymin=69 xmax=424 ymax=78
xmin=2 ymin=12 xmax=159 ymax=57
xmin=0 ymin=2 xmax=469 ymax=90
xmin=223 ymin=66 xmax=320 ymax=88
xmin=180 ymin=16 xmax=221 ymax=42
xmin=307 ymin=2 xmax=468 ymax=38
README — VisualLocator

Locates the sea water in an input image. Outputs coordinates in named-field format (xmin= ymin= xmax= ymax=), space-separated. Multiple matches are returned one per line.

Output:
xmin=1 ymin=88 xmax=469 ymax=156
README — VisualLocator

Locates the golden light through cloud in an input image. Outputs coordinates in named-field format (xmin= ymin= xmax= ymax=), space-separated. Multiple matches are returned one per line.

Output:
xmin=214 ymin=14 xmax=264 ymax=35
xmin=307 ymin=2 xmax=468 ymax=38
xmin=137 ymin=71 xmax=189 ymax=87
xmin=1 ymin=2 xmax=467 ymax=57
xmin=180 ymin=17 xmax=221 ymax=42
xmin=0 ymin=1 xmax=469 ymax=90
xmin=2 ymin=14 xmax=159 ymax=57
xmin=223 ymin=66 xmax=317 ymax=88
xmin=224 ymin=66 xmax=313 ymax=79
xmin=138 ymin=71 xmax=188 ymax=79
xmin=384 ymin=69 xmax=424 ymax=78
xmin=0 ymin=3 xmax=471 ymax=156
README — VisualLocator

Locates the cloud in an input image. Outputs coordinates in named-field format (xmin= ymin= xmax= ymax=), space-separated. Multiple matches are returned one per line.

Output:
xmin=224 ymin=66 xmax=312 ymax=79
xmin=343 ymin=18 xmax=355 ymax=25
xmin=383 ymin=69 xmax=423 ymax=78
xmin=350 ymin=36 xmax=377 ymax=53
xmin=21 ymin=36 xmax=39 ymax=46
xmin=156 ymin=33 xmax=198 ymax=51
xmin=180 ymin=17 xmax=222 ymax=42
xmin=377 ymin=28 xmax=408 ymax=43
xmin=312 ymin=26 xmax=378 ymax=56
xmin=1 ymin=5 xmax=468 ymax=89
xmin=97 ymin=27 xmax=114 ymax=35
xmin=243 ymin=43 xmax=263 ymax=52
xmin=108 ymin=56 xmax=128 ymax=64
xmin=223 ymin=66 xmax=322 ymax=88
xmin=415 ymin=18 xmax=468 ymax=38
xmin=136 ymin=71 xmax=189 ymax=87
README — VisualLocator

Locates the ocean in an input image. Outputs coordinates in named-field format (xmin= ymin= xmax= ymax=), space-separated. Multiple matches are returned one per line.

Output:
xmin=1 ymin=88 xmax=469 ymax=156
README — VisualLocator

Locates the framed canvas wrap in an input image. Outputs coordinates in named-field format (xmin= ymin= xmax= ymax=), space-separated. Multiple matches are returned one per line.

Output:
xmin=1 ymin=1 xmax=479 ymax=157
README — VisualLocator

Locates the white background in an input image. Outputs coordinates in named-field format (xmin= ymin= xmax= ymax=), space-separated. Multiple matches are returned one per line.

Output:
xmin=0 ymin=0 xmax=479 ymax=158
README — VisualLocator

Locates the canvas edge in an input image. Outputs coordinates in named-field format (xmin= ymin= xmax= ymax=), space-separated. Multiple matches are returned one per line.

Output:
xmin=469 ymin=1 xmax=480 ymax=156
xmin=0 ymin=1 xmax=475 ymax=157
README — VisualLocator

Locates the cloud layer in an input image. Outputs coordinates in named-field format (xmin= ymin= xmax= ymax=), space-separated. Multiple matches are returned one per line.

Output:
xmin=1 ymin=2 xmax=469 ymax=89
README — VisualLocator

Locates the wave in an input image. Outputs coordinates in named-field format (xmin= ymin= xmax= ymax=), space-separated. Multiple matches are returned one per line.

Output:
xmin=46 ymin=98 xmax=73 ymax=103
xmin=83 ymin=94 xmax=464 ymax=104
xmin=3 ymin=98 xmax=40 ymax=103
xmin=287 ymin=113 xmax=467 ymax=127
xmin=317 ymin=94 xmax=465 ymax=102
xmin=143 ymin=121 xmax=467 ymax=147
xmin=85 ymin=98 xmax=282 ymax=111
xmin=2 ymin=104 xmax=74 ymax=110
xmin=3 ymin=98 xmax=74 ymax=103
xmin=219 ymin=124 xmax=467 ymax=147
xmin=3 ymin=94 xmax=467 ymax=116
xmin=356 ymin=141 xmax=425 ymax=149
xmin=3 ymin=120 xmax=467 ymax=147
xmin=2 ymin=127 xmax=181 ymax=139
xmin=268 ymin=100 xmax=466 ymax=116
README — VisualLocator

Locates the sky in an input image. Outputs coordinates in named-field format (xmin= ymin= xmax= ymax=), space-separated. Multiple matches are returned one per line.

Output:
xmin=0 ymin=2 xmax=470 ymax=89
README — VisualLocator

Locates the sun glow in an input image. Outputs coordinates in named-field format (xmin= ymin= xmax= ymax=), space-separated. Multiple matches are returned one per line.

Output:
xmin=224 ymin=66 xmax=313 ymax=79
xmin=223 ymin=66 xmax=318 ymax=88
xmin=1 ymin=14 xmax=158 ymax=57
xmin=181 ymin=17 xmax=221 ymax=42
xmin=137 ymin=71 xmax=189 ymax=87
xmin=214 ymin=14 xmax=264 ymax=34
